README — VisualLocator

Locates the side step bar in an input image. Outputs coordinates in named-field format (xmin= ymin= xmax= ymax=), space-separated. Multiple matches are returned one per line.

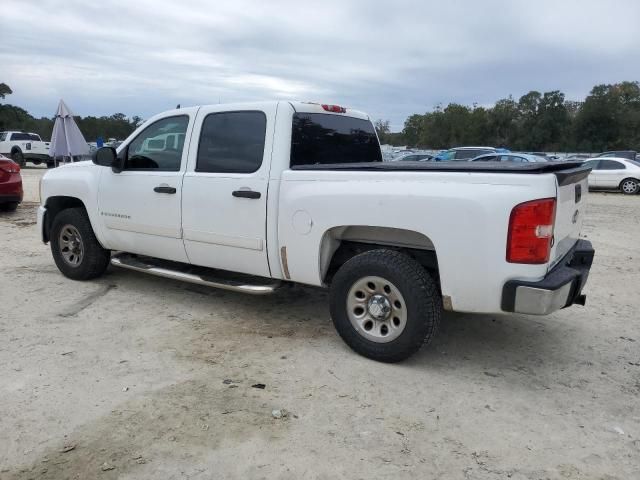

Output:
xmin=110 ymin=253 xmax=281 ymax=295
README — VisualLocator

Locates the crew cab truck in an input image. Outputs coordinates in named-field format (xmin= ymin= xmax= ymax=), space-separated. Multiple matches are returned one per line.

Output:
xmin=37 ymin=101 xmax=595 ymax=362
xmin=0 ymin=131 xmax=51 ymax=167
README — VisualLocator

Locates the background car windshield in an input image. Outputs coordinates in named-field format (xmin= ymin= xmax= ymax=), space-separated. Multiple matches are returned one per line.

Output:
xmin=291 ymin=113 xmax=381 ymax=166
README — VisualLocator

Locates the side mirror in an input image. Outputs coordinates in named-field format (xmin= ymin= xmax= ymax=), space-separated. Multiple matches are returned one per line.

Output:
xmin=92 ymin=146 xmax=124 ymax=173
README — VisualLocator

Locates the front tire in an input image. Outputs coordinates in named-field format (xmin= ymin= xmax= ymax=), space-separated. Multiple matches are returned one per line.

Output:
xmin=620 ymin=178 xmax=639 ymax=195
xmin=50 ymin=207 xmax=111 ymax=280
xmin=329 ymin=249 xmax=441 ymax=362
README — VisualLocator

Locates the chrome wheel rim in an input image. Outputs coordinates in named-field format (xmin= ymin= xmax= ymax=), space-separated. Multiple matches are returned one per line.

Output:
xmin=622 ymin=180 xmax=637 ymax=194
xmin=59 ymin=224 xmax=84 ymax=267
xmin=346 ymin=276 xmax=407 ymax=343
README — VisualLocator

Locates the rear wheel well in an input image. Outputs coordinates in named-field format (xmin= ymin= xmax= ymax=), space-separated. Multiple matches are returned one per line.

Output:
xmin=324 ymin=241 xmax=439 ymax=284
xmin=43 ymin=196 xmax=87 ymax=242
xmin=619 ymin=177 xmax=640 ymax=187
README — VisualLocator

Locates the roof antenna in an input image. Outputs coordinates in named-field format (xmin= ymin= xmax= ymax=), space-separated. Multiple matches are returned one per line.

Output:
xmin=176 ymin=104 xmax=181 ymax=109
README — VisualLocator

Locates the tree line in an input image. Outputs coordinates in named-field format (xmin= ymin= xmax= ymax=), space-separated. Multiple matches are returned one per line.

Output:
xmin=0 ymin=83 xmax=142 ymax=141
xmin=376 ymin=81 xmax=640 ymax=152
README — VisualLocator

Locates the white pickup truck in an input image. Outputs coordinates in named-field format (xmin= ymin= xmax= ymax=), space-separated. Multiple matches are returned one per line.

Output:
xmin=37 ymin=101 xmax=595 ymax=362
xmin=0 ymin=131 xmax=51 ymax=167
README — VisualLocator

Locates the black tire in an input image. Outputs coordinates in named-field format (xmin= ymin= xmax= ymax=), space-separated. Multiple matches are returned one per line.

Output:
xmin=50 ymin=207 xmax=111 ymax=280
xmin=329 ymin=249 xmax=441 ymax=362
xmin=31 ymin=159 xmax=42 ymax=165
xmin=620 ymin=178 xmax=639 ymax=195
xmin=47 ymin=161 xmax=55 ymax=169
xmin=11 ymin=149 xmax=25 ymax=167
xmin=0 ymin=202 xmax=19 ymax=212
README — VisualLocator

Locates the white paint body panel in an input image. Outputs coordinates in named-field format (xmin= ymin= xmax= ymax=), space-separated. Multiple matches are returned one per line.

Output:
xmin=38 ymin=100 xmax=588 ymax=315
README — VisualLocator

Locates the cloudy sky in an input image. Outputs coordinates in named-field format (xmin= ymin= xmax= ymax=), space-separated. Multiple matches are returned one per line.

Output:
xmin=2 ymin=0 xmax=639 ymax=130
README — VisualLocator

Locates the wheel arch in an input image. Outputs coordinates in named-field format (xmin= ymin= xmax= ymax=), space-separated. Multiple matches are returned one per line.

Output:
xmin=319 ymin=225 xmax=440 ymax=286
xmin=43 ymin=196 xmax=87 ymax=242
xmin=619 ymin=177 xmax=640 ymax=193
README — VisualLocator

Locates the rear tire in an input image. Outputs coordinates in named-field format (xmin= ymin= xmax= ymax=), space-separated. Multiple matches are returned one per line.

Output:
xmin=50 ymin=207 xmax=111 ymax=280
xmin=620 ymin=178 xmax=639 ymax=195
xmin=11 ymin=150 xmax=25 ymax=167
xmin=0 ymin=202 xmax=19 ymax=212
xmin=329 ymin=249 xmax=441 ymax=362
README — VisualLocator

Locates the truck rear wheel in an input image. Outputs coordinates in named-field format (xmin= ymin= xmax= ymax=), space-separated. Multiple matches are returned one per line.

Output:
xmin=11 ymin=149 xmax=25 ymax=167
xmin=50 ymin=207 xmax=111 ymax=280
xmin=329 ymin=249 xmax=441 ymax=362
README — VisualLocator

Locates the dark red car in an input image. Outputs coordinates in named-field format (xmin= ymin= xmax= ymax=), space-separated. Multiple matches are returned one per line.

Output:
xmin=0 ymin=153 xmax=23 ymax=212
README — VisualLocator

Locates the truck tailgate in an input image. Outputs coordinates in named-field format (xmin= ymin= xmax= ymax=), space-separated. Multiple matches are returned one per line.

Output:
xmin=550 ymin=167 xmax=591 ymax=268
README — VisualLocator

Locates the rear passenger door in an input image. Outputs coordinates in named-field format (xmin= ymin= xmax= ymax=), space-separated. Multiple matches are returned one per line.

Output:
xmin=181 ymin=105 xmax=276 ymax=277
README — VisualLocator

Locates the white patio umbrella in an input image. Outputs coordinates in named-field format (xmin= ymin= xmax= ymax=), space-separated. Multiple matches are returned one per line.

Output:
xmin=49 ymin=99 xmax=89 ymax=166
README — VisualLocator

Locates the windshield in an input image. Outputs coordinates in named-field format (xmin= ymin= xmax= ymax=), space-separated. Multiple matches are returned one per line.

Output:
xmin=290 ymin=113 xmax=381 ymax=166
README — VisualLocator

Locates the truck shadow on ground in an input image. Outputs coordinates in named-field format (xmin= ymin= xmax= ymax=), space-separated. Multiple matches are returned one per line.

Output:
xmin=101 ymin=267 xmax=571 ymax=376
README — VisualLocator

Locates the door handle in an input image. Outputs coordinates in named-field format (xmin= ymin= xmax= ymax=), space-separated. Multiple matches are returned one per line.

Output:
xmin=154 ymin=185 xmax=177 ymax=194
xmin=232 ymin=190 xmax=261 ymax=199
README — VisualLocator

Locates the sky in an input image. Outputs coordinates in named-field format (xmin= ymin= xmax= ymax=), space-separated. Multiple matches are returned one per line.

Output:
xmin=2 ymin=0 xmax=640 ymax=131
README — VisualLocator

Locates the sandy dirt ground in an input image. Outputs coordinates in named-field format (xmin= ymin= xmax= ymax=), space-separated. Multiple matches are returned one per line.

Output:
xmin=1 ymin=167 xmax=639 ymax=479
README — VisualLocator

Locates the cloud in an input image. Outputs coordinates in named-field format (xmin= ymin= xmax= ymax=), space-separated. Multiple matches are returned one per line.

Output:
xmin=1 ymin=0 xmax=639 ymax=130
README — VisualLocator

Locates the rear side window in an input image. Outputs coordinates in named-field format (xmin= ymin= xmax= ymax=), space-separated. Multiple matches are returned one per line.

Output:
xmin=0 ymin=132 xmax=7 ymax=141
xmin=196 ymin=111 xmax=266 ymax=173
xmin=599 ymin=160 xmax=625 ymax=170
xmin=10 ymin=132 xmax=32 ymax=141
xmin=290 ymin=113 xmax=381 ymax=166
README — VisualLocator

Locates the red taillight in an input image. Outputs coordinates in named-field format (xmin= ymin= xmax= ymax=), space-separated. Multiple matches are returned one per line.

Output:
xmin=321 ymin=104 xmax=346 ymax=113
xmin=0 ymin=160 xmax=20 ymax=174
xmin=506 ymin=198 xmax=556 ymax=264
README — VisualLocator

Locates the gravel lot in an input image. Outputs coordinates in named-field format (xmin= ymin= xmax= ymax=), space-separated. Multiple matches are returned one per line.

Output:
xmin=1 ymin=167 xmax=639 ymax=479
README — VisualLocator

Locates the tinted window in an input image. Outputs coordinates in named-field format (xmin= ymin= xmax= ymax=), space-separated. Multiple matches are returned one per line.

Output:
xmin=454 ymin=149 xmax=493 ymax=159
xmin=291 ymin=113 xmax=381 ymax=166
xmin=583 ymin=160 xmax=599 ymax=169
xmin=196 ymin=111 xmax=266 ymax=173
xmin=0 ymin=132 xmax=6 ymax=141
xmin=10 ymin=132 xmax=32 ymax=141
xmin=474 ymin=155 xmax=498 ymax=161
xmin=126 ymin=116 xmax=188 ymax=171
xmin=598 ymin=160 xmax=625 ymax=170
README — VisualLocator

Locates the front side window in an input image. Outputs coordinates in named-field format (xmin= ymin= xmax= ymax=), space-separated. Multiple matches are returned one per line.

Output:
xmin=196 ymin=111 xmax=266 ymax=173
xmin=598 ymin=160 xmax=625 ymax=170
xmin=125 ymin=116 xmax=188 ymax=171
xmin=291 ymin=113 xmax=381 ymax=166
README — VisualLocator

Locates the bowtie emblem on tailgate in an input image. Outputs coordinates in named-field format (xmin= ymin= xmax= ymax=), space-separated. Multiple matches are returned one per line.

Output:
xmin=575 ymin=184 xmax=582 ymax=203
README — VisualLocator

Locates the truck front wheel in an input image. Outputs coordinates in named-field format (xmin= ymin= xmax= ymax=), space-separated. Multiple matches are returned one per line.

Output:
xmin=329 ymin=249 xmax=441 ymax=362
xmin=50 ymin=207 xmax=111 ymax=280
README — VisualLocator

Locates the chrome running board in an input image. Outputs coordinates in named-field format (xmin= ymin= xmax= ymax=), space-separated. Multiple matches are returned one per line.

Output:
xmin=110 ymin=253 xmax=281 ymax=295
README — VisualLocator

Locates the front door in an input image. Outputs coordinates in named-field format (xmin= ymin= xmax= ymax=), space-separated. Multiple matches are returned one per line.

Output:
xmin=181 ymin=104 xmax=275 ymax=277
xmin=98 ymin=112 xmax=195 ymax=262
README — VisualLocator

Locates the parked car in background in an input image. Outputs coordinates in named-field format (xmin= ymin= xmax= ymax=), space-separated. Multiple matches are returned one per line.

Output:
xmin=0 ymin=131 xmax=51 ymax=167
xmin=470 ymin=153 xmax=547 ymax=163
xmin=0 ymin=154 xmax=23 ymax=211
xmin=392 ymin=152 xmax=433 ymax=162
xmin=582 ymin=158 xmax=640 ymax=194
xmin=434 ymin=146 xmax=507 ymax=161
xmin=596 ymin=150 xmax=637 ymax=161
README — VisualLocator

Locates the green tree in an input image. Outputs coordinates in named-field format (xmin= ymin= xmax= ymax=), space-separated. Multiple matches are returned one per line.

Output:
xmin=0 ymin=83 xmax=12 ymax=100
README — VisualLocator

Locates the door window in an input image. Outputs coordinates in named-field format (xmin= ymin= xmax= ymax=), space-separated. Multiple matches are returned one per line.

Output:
xmin=598 ymin=160 xmax=625 ymax=170
xmin=125 ymin=116 xmax=188 ymax=171
xmin=196 ymin=111 xmax=266 ymax=173
xmin=583 ymin=160 xmax=599 ymax=170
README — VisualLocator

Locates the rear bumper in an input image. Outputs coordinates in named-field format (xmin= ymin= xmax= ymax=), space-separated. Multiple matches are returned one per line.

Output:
xmin=0 ymin=194 xmax=23 ymax=203
xmin=501 ymin=239 xmax=594 ymax=315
